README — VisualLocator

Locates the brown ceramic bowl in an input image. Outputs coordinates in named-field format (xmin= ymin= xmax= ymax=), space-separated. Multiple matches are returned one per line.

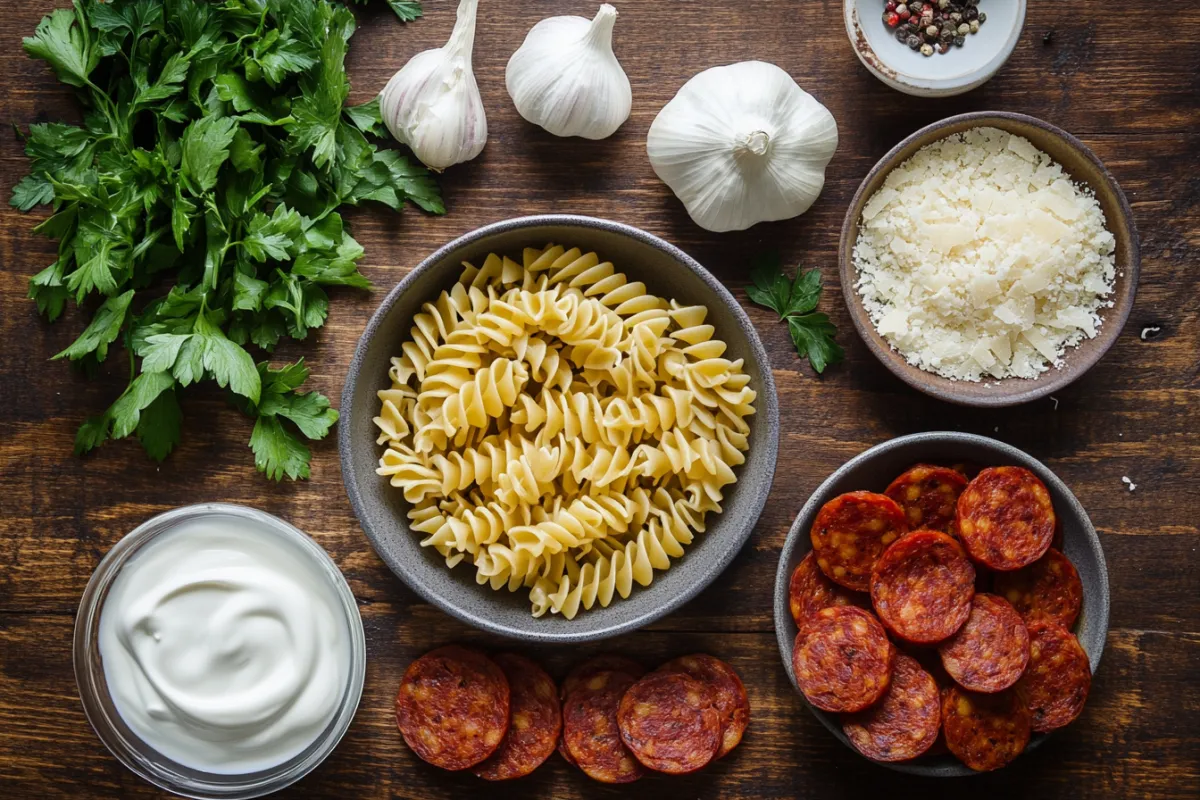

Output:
xmin=838 ymin=111 xmax=1139 ymax=407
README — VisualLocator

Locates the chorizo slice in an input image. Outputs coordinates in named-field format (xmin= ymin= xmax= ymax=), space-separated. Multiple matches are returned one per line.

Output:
xmin=395 ymin=645 xmax=510 ymax=770
xmin=788 ymin=551 xmax=868 ymax=631
xmin=657 ymin=654 xmax=750 ymax=758
xmin=472 ymin=654 xmax=561 ymax=781
xmin=870 ymin=530 xmax=976 ymax=644
xmin=617 ymin=672 xmax=722 ymax=774
xmin=937 ymin=594 xmax=1030 ymax=693
xmin=792 ymin=606 xmax=895 ymax=713
xmin=561 ymin=654 xmax=645 ymax=701
xmin=1018 ymin=621 xmax=1092 ymax=732
xmin=993 ymin=547 xmax=1083 ymax=629
xmin=841 ymin=653 xmax=941 ymax=762
xmin=885 ymin=464 xmax=969 ymax=535
xmin=957 ymin=467 xmax=1056 ymax=570
xmin=810 ymin=491 xmax=909 ymax=591
xmin=562 ymin=671 xmax=644 ymax=784
xmin=941 ymin=686 xmax=1031 ymax=772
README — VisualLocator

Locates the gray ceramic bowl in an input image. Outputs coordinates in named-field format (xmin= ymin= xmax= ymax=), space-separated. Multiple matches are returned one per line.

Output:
xmin=342 ymin=215 xmax=779 ymax=642
xmin=773 ymin=432 xmax=1109 ymax=777
xmin=839 ymin=112 xmax=1140 ymax=407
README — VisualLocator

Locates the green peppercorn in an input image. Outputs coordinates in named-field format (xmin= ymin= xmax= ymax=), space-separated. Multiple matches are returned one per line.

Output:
xmin=978 ymin=11 xmax=987 ymax=23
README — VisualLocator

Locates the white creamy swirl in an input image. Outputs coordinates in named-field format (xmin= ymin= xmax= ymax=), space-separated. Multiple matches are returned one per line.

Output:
xmin=99 ymin=520 xmax=350 ymax=775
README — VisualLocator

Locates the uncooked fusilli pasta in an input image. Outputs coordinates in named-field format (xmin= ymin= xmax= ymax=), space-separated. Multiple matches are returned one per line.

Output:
xmin=374 ymin=245 xmax=756 ymax=618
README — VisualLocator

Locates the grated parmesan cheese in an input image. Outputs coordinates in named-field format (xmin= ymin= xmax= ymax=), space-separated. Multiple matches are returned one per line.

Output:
xmin=853 ymin=127 xmax=1117 ymax=381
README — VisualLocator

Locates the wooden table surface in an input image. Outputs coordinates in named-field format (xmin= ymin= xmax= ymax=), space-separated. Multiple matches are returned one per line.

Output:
xmin=2 ymin=1 xmax=1198 ymax=797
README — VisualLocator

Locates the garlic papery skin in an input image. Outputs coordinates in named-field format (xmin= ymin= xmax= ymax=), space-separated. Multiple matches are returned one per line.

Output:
xmin=380 ymin=0 xmax=486 ymax=170
xmin=505 ymin=4 xmax=632 ymax=140
xmin=646 ymin=61 xmax=839 ymax=233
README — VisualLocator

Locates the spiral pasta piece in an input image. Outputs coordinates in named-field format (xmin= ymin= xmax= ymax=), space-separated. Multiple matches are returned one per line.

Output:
xmin=374 ymin=245 xmax=756 ymax=618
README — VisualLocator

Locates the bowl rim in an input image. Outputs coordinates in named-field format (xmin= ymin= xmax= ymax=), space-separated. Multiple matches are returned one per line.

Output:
xmin=772 ymin=431 xmax=1110 ymax=777
xmin=73 ymin=503 xmax=367 ymax=799
xmin=843 ymin=0 xmax=1028 ymax=97
xmin=339 ymin=214 xmax=780 ymax=642
xmin=838 ymin=110 xmax=1141 ymax=408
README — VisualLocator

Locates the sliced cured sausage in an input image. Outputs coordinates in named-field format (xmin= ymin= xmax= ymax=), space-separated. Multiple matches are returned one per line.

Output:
xmin=937 ymin=594 xmax=1030 ymax=693
xmin=657 ymin=654 xmax=750 ymax=758
xmin=472 ymin=654 xmax=562 ymax=781
xmin=617 ymin=672 xmax=722 ymax=774
xmin=841 ymin=653 xmax=941 ymax=762
xmin=792 ymin=606 xmax=895 ymax=713
xmin=788 ymin=551 xmax=867 ymax=631
xmin=395 ymin=645 xmax=510 ymax=770
xmin=885 ymin=464 xmax=969 ymax=535
xmin=562 ymin=671 xmax=644 ymax=784
xmin=810 ymin=491 xmax=909 ymax=591
xmin=941 ymin=686 xmax=1031 ymax=772
xmin=1018 ymin=621 xmax=1092 ymax=732
xmin=993 ymin=548 xmax=1083 ymax=629
xmin=957 ymin=467 xmax=1056 ymax=570
xmin=561 ymin=654 xmax=645 ymax=701
xmin=870 ymin=530 xmax=976 ymax=644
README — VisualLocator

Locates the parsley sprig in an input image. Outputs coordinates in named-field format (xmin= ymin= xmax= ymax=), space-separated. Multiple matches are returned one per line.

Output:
xmin=746 ymin=254 xmax=844 ymax=374
xmin=15 ymin=0 xmax=438 ymax=480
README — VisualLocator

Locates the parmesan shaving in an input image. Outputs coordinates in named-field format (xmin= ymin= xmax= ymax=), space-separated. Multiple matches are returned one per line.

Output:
xmin=853 ymin=127 xmax=1117 ymax=381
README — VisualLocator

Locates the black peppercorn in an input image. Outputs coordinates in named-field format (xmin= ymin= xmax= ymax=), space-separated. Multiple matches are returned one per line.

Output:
xmin=978 ymin=11 xmax=986 ymax=23
xmin=954 ymin=35 xmax=966 ymax=47
xmin=965 ymin=6 xmax=979 ymax=20
xmin=907 ymin=34 xmax=921 ymax=49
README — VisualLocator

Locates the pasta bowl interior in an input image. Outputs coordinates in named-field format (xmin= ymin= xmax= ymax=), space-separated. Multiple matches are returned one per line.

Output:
xmin=341 ymin=216 xmax=779 ymax=642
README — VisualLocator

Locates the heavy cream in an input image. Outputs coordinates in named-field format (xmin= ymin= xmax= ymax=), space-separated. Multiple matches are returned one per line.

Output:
xmin=97 ymin=516 xmax=352 ymax=774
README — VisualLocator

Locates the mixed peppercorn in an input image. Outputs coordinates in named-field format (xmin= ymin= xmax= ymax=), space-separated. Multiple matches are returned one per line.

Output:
xmin=883 ymin=0 xmax=987 ymax=57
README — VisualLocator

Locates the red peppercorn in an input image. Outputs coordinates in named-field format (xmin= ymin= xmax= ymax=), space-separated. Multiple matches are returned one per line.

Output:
xmin=884 ymin=11 xmax=900 ymax=26
xmin=898 ymin=8 xmax=911 ymax=20
xmin=886 ymin=0 xmax=897 ymax=10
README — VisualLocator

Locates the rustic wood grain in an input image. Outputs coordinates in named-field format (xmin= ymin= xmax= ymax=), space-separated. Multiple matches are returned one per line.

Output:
xmin=1 ymin=1 xmax=1198 ymax=798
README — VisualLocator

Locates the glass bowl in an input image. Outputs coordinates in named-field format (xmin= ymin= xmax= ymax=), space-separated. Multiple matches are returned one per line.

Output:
xmin=74 ymin=503 xmax=366 ymax=799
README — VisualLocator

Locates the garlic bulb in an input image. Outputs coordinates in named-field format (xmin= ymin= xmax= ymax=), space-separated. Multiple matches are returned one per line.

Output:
xmin=379 ymin=0 xmax=486 ymax=170
xmin=505 ymin=4 xmax=631 ymax=140
xmin=646 ymin=61 xmax=838 ymax=233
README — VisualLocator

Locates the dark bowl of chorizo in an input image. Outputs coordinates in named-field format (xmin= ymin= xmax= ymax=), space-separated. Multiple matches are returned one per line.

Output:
xmin=773 ymin=432 xmax=1108 ymax=776
xmin=394 ymin=646 xmax=749 ymax=783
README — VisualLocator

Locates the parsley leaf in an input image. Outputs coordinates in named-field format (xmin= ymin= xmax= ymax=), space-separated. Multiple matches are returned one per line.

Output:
xmin=250 ymin=415 xmax=312 ymax=481
xmin=747 ymin=253 xmax=822 ymax=318
xmin=385 ymin=1 xmax=424 ymax=22
xmin=350 ymin=0 xmax=424 ymax=23
xmin=136 ymin=387 xmax=183 ymax=461
xmin=180 ymin=115 xmax=238 ymax=193
xmin=22 ymin=6 xmax=96 ymax=89
xmin=53 ymin=289 xmax=135 ymax=362
xmin=788 ymin=314 xmax=844 ymax=375
xmin=746 ymin=253 xmax=844 ymax=374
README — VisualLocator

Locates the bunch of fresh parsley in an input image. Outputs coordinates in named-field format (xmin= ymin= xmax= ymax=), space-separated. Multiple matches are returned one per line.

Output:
xmin=746 ymin=254 xmax=845 ymax=374
xmin=13 ymin=0 xmax=441 ymax=480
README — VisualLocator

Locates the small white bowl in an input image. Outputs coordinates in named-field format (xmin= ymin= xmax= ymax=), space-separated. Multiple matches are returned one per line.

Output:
xmin=844 ymin=0 xmax=1026 ymax=97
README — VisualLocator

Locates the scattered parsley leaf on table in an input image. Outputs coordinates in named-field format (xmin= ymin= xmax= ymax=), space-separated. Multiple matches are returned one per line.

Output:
xmin=746 ymin=253 xmax=844 ymax=374
xmin=13 ymin=0 xmax=442 ymax=480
